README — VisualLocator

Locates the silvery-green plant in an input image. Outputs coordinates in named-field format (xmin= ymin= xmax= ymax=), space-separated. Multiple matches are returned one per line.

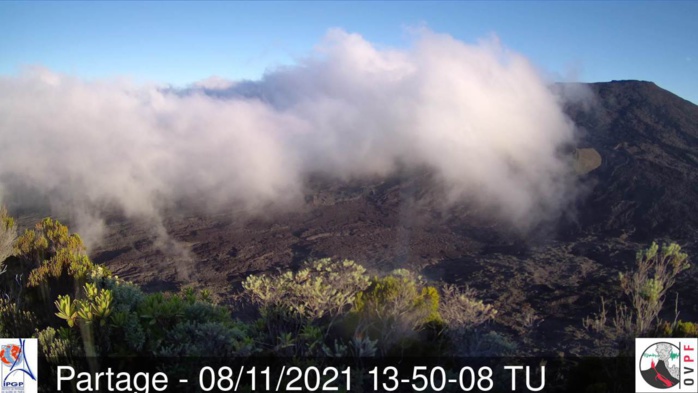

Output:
xmin=585 ymin=242 xmax=691 ymax=341
xmin=243 ymin=258 xmax=370 ymax=325
xmin=618 ymin=242 xmax=690 ymax=335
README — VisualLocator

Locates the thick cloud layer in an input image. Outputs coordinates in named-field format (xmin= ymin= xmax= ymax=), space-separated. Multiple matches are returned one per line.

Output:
xmin=0 ymin=29 xmax=579 ymax=248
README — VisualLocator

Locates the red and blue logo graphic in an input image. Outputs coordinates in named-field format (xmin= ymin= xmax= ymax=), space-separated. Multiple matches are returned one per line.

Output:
xmin=0 ymin=345 xmax=21 ymax=368
xmin=0 ymin=338 xmax=37 ymax=393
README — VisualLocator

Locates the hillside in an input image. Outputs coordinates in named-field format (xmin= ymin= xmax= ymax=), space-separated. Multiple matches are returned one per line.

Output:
xmin=36 ymin=80 xmax=698 ymax=355
xmin=569 ymin=81 xmax=698 ymax=241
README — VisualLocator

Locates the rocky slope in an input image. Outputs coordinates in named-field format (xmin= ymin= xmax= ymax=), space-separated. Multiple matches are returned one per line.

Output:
xmin=569 ymin=81 xmax=698 ymax=241
xmin=45 ymin=80 xmax=698 ymax=355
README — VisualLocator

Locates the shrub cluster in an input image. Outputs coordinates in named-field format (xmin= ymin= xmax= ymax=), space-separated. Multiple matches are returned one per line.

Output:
xmin=4 ymin=209 xmax=693 ymax=363
xmin=242 ymin=262 xmax=504 ymax=357
xmin=584 ymin=241 xmax=692 ymax=347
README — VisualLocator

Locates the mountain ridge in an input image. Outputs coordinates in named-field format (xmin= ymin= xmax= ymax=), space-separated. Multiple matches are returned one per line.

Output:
xmin=565 ymin=80 xmax=698 ymax=241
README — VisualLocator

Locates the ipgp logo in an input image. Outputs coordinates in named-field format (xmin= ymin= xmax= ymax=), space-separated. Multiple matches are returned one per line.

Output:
xmin=0 ymin=338 xmax=37 ymax=393
xmin=636 ymin=338 xmax=698 ymax=393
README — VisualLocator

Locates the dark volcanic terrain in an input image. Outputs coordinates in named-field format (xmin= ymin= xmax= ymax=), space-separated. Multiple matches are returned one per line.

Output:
xmin=29 ymin=81 xmax=698 ymax=355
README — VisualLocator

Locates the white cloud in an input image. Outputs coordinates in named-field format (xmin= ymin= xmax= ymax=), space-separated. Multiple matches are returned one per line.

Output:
xmin=0 ymin=29 xmax=581 ymax=251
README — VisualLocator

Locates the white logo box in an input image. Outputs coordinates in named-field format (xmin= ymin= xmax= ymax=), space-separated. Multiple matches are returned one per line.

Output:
xmin=636 ymin=337 xmax=698 ymax=393
xmin=0 ymin=338 xmax=38 ymax=393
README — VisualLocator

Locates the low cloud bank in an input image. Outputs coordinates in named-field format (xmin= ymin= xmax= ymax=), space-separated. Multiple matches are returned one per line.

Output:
xmin=0 ymin=29 xmax=582 ymax=249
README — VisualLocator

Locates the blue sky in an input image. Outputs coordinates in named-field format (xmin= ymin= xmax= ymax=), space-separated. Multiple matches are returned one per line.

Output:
xmin=1 ymin=1 xmax=697 ymax=103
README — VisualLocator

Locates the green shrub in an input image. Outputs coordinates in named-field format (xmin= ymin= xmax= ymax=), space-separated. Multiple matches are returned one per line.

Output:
xmin=243 ymin=259 xmax=370 ymax=355
xmin=36 ymin=326 xmax=85 ymax=386
xmin=52 ymin=282 xmax=115 ymax=357
xmin=585 ymin=241 xmax=691 ymax=345
xmin=0 ymin=206 xmax=16 ymax=266
xmin=0 ymin=298 xmax=38 ymax=337
xmin=182 ymin=301 xmax=231 ymax=325
xmin=108 ymin=279 xmax=145 ymax=313
xmin=12 ymin=217 xmax=105 ymax=327
xmin=37 ymin=326 xmax=73 ymax=360
xmin=454 ymin=330 xmax=518 ymax=356
xmin=157 ymin=321 xmax=255 ymax=357
xmin=657 ymin=320 xmax=698 ymax=338
xmin=54 ymin=283 xmax=113 ymax=327
xmin=438 ymin=284 xmax=498 ymax=355
xmin=51 ymin=274 xmax=247 ymax=357
xmin=15 ymin=218 xmax=88 ymax=268
xmin=27 ymin=249 xmax=94 ymax=288
xmin=123 ymin=289 xmax=245 ymax=356
xmin=674 ymin=321 xmax=698 ymax=337
xmin=244 ymin=259 xmax=370 ymax=322
xmin=135 ymin=293 xmax=185 ymax=352
xmin=618 ymin=242 xmax=690 ymax=336
xmin=439 ymin=284 xmax=496 ymax=328
xmin=0 ymin=214 xmax=256 ymax=359
xmin=353 ymin=269 xmax=441 ymax=355
xmin=109 ymin=310 xmax=146 ymax=354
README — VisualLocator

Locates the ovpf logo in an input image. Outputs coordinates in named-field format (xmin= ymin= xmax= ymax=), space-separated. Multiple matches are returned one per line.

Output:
xmin=636 ymin=338 xmax=697 ymax=393
xmin=0 ymin=338 xmax=37 ymax=393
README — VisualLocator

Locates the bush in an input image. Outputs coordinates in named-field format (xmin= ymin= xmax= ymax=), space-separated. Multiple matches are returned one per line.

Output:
xmin=618 ymin=242 xmax=690 ymax=335
xmin=657 ymin=320 xmax=698 ymax=338
xmin=453 ymin=330 xmax=518 ymax=356
xmin=157 ymin=321 xmax=254 ymax=357
xmin=14 ymin=218 xmax=96 ymax=289
xmin=438 ymin=284 xmax=498 ymax=355
xmin=439 ymin=284 xmax=497 ymax=329
xmin=103 ymin=278 xmax=148 ymax=353
xmin=243 ymin=259 xmax=370 ymax=355
xmin=0 ymin=213 xmax=255 ymax=358
xmin=0 ymin=206 xmax=16 ymax=267
xmin=353 ymin=269 xmax=441 ymax=355
xmin=10 ymin=217 xmax=102 ymax=328
xmin=127 ymin=288 xmax=249 ymax=356
xmin=54 ymin=284 xmax=251 ymax=357
xmin=109 ymin=310 xmax=146 ymax=354
xmin=244 ymin=259 xmax=370 ymax=322
xmin=108 ymin=279 xmax=145 ymax=313
xmin=37 ymin=326 xmax=73 ymax=360
xmin=585 ymin=242 xmax=691 ymax=343
xmin=0 ymin=298 xmax=38 ymax=338
xmin=54 ymin=283 xmax=113 ymax=328
xmin=45 ymin=264 xmax=250 ymax=358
